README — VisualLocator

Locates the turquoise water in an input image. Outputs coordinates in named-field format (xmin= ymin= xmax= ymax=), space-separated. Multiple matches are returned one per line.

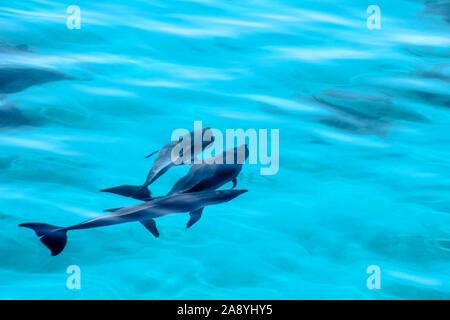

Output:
xmin=1 ymin=0 xmax=450 ymax=299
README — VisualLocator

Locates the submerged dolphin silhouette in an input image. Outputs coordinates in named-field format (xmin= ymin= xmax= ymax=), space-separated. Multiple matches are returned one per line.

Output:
xmin=101 ymin=127 xmax=215 ymax=201
xmin=104 ymin=144 xmax=249 ymax=227
xmin=19 ymin=189 xmax=247 ymax=256
xmin=0 ymin=67 xmax=73 ymax=94
xmin=0 ymin=103 xmax=30 ymax=128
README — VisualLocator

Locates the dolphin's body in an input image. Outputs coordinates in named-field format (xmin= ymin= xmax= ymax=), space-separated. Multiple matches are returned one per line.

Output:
xmin=19 ymin=189 xmax=247 ymax=256
xmin=101 ymin=127 xmax=215 ymax=201
xmin=0 ymin=103 xmax=30 ymax=128
xmin=168 ymin=144 xmax=249 ymax=196
xmin=0 ymin=67 xmax=72 ymax=94
xmin=0 ymin=43 xmax=30 ymax=53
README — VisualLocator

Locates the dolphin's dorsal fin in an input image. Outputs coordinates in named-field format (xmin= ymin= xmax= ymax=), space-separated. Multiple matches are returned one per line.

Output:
xmin=144 ymin=150 xmax=159 ymax=159
xmin=104 ymin=207 xmax=123 ymax=212
xmin=187 ymin=208 xmax=203 ymax=228
xmin=232 ymin=178 xmax=237 ymax=189
xmin=139 ymin=219 xmax=159 ymax=238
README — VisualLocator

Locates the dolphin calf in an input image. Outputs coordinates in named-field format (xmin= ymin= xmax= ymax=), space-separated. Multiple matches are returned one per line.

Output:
xmin=19 ymin=189 xmax=247 ymax=256
xmin=168 ymin=144 xmax=249 ymax=195
xmin=105 ymin=144 xmax=249 ymax=227
xmin=101 ymin=127 xmax=215 ymax=201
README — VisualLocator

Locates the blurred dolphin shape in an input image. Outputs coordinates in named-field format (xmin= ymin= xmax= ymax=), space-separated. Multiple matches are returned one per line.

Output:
xmin=0 ymin=103 xmax=30 ymax=128
xmin=0 ymin=67 xmax=73 ymax=94
xmin=167 ymin=144 xmax=249 ymax=228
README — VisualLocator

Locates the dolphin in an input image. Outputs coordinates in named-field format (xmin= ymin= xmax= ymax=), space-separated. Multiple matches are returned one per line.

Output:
xmin=168 ymin=144 xmax=249 ymax=195
xmin=0 ymin=67 xmax=73 ymax=94
xmin=104 ymin=144 xmax=249 ymax=227
xmin=101 ymin=127 xmax=215 ymax=201
xmin=0 ymin=43 xmax=30 ymax=53
xmin=0 ymin=103 xmax=30 ymax=128
xmin=165 ymin=144 xmax=249 ymax=228
xmin=19 ymin=189 xmax=247 ymax=256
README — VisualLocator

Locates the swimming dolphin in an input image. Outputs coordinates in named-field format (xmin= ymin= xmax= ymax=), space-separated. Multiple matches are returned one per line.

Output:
xmin=0 ymin=103 xmax=30 ymax=128
xmin=0 ymin=43 xmax=30 ymax=53
xmin=101 ymin=127 xmax=215 ymax=201
xmin=0 ymin=67 xmax=73 ymax=94
xmin=167 ymin=144 xmax=249 ymax=227
xmin=19 ymin=189 xmax=247 ymax=256
xmin=104 ymin=144 xmax=249 ymax=227
xmin=168 ymin=144 xmax=249 ymax=195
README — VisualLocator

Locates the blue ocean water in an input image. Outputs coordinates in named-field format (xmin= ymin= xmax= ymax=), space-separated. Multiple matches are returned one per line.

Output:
xmin=0 ymin=0 xmax=449 ymax=299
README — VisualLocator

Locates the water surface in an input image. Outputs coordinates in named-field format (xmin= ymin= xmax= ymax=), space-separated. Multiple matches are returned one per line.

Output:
xmin=0 ymin=0 xmax=449 ymax=299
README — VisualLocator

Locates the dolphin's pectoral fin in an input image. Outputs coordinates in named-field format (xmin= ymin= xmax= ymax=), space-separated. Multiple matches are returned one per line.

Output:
xmin=232 ymin=178 xmax=237 ymax=189
xmin=139 ymin=219 xmax=159 ymax=238
xmin=144 ymin=150 xmax=159 ymax=159
xmin=187 ymin=208 xmax=203 ymax=229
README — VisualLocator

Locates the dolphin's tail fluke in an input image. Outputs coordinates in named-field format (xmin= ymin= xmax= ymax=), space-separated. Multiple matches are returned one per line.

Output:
xmin=100 ymin=185 xmax=152 ymax=201
xmin=19 ymin=223 xmax=67 ymax=256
